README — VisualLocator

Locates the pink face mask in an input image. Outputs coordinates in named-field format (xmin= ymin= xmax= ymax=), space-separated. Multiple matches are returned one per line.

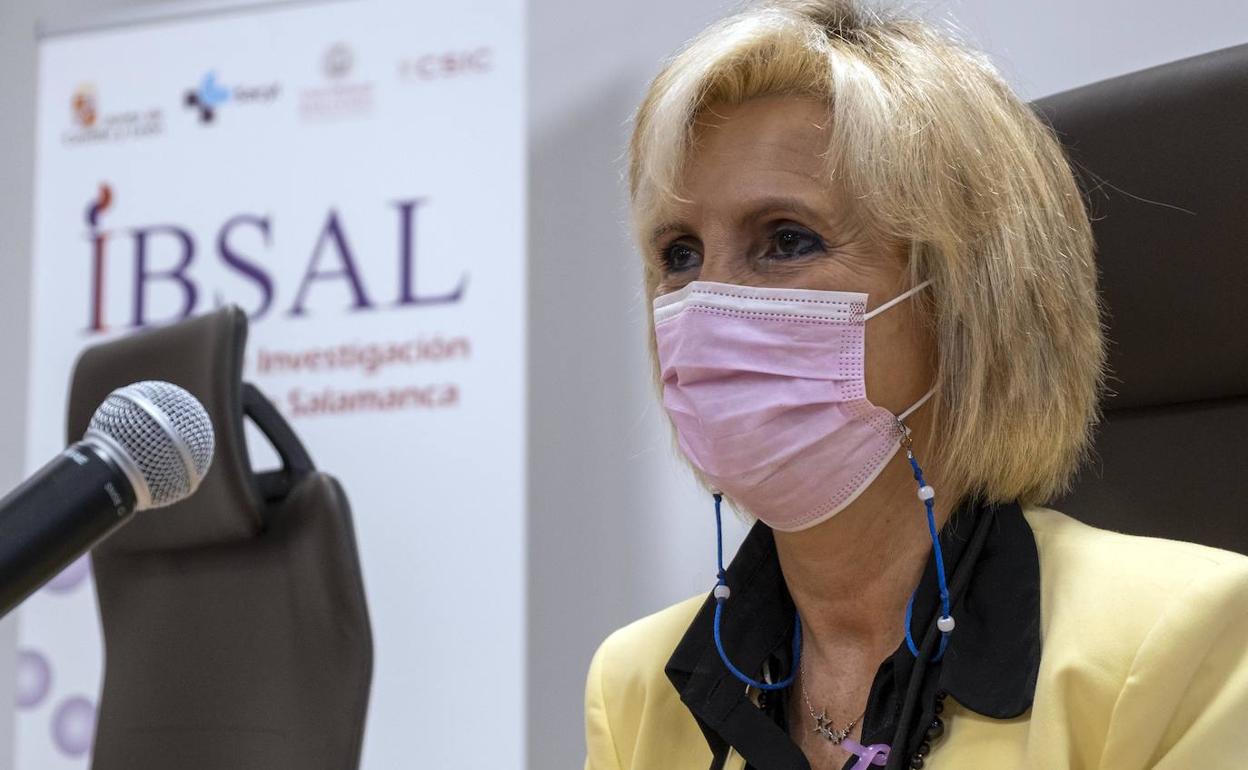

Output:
xmin=653 ymin=279 xmax=934 ymax=532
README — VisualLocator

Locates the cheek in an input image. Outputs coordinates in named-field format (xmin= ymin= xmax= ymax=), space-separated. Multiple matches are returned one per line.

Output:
xmin=653 ymin=278 xmax=684 ymax=299
xmin=800 ymin=259 xmax=866 ymax=292
xmin=862 ymin=306 xmax=935 ymax=413
xmin=782 ymin=242 xmax=898 ymax=294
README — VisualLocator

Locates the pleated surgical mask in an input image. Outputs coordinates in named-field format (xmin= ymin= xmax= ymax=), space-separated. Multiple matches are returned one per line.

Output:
xmin=653 ymin=279 xmax=934 ymax=532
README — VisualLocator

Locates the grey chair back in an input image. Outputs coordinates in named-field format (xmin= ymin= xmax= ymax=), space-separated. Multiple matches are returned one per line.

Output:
xmin=66 ymin=306 xmax=373 ymax=770
xmin=1036 ymin=44 xmax=1248 ymax=553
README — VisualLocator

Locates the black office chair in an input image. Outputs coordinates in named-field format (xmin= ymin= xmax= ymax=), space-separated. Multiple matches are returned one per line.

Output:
xmin=1035 ymin=43 xmax=1248 ymax=553
xmin=66 ymin=306 xmax=373 ymax=770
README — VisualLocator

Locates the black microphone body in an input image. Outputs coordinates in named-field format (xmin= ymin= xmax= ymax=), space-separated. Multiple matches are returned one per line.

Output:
xmin=0 ymin=440 xmax=138 ymax=618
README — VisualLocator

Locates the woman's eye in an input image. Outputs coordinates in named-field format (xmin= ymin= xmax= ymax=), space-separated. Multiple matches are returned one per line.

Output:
xmin=769 ymin=228 xmax=824 ymax=259
xmin=662 ymin=242 xmax=701 ymax=273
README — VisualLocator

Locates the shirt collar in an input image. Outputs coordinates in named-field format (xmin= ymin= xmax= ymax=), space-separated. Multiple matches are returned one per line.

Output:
xmin=664 ymin=498 xmax=1041 ymax=769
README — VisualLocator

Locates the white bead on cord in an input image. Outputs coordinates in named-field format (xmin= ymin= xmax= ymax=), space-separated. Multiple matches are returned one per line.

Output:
xmin=916 ymin=482 xmax=955 ymax=635
xmin=714 ymin=584 xmax=731 ymax=600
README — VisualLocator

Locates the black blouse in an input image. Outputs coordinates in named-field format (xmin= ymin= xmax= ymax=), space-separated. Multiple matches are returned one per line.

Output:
xmin=663 ymin=498 xmax=1043 ymax=770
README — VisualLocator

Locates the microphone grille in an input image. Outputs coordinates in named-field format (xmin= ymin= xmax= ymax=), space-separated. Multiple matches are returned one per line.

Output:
xmin=87 ymin=381 xmax=215 ymax=509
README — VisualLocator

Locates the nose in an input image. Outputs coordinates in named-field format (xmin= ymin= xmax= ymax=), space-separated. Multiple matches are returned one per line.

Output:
xmin=693 ymin=242 xmax=754 ymax=287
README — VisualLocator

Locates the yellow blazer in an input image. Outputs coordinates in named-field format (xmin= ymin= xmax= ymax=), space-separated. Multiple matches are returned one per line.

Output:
xmin=584 ymin=507 xmax=1248 ymax=769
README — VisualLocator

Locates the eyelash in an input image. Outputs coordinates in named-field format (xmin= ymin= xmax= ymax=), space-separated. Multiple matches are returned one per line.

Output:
xmin=658 ymin=225 xmax=827 ymax=274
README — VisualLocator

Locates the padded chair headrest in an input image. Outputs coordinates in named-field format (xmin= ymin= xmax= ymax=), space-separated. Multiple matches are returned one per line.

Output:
xmin=1031 ymin=43 xmax=1248 ymax=412
xmin=66 ymin=306 xmax=265 ymax=551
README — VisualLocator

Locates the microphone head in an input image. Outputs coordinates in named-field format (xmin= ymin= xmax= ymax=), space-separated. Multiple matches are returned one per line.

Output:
xmin=84 ymin=381 xmax=215 ymax=510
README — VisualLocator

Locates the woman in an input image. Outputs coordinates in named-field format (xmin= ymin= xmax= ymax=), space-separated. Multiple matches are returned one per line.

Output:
xmin=583 ymin=1 xmax=1248 ymax=769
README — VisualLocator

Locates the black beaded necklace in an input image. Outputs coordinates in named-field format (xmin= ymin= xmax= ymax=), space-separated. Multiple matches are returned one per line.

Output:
xmin=907 ymin=690 xmax=947 ymax=769
xmin=885 ymin=505 xmax=995 ymax=770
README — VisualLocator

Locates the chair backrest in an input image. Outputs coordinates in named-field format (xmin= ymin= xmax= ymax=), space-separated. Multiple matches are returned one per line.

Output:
xmin=66 ymin=306 xmax=373 ymax=770
xmin=1034 ymin=43 xmax=1248 ymax=553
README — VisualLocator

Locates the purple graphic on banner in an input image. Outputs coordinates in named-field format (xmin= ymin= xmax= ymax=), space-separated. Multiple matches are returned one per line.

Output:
xmin=15 ymin=650 xmax=52 ymax=709
xmin=52 ymin=696 xmax=96 ymax=756
xmin=44 ymin=554 xmax=91 ymax=594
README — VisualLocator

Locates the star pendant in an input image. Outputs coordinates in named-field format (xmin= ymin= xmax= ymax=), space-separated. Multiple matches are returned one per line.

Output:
xmin=812 ymin=710 xmax=850 ymax=744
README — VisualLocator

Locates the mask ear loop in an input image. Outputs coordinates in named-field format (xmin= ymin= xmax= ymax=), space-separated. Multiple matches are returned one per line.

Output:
xmin=710 ymin=491 xmax=802 ymax=691
xmin=896 ymin=409 xmax=955 ymax=662
xmin=862 ymin=279 xmax=932 ymax=321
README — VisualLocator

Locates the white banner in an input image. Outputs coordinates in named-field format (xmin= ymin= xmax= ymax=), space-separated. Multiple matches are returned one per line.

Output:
xmin=22 ymin=1 xmax=525 ymax=767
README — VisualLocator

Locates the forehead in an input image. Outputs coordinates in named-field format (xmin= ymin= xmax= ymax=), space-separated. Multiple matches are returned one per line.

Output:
xmin=651 ymin=95 xmax=842 ymax=228
xmin=691 ymin=95 xmax=830 ymax=171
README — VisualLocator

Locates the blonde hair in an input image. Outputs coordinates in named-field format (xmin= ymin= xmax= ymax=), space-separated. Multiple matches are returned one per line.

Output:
xmin=629 ymin=0 xmax=1106 ymax=506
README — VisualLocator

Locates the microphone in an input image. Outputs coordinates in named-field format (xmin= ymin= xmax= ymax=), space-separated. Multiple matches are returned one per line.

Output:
xmin=0 ymin=381 xmax=215 ymax=618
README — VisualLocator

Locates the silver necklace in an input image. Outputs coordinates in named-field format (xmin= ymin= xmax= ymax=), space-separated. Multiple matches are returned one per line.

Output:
xmin=799 ymin=659 xmax=865 ymax=745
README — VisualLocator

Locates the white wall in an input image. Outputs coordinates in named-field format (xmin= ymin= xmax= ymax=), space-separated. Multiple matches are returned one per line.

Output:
xmin=525 ymin=0 xmax=744 ymax=760
xmin=1 ymin=1 xmax=1245 ymax=769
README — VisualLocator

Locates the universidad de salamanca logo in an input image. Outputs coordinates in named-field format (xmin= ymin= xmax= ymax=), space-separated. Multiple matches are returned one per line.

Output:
xmin=299 ymin=42 xmax=374 ymax=121
xmin=81 ymin=183 xmax=467 ymax=334
xmin=184 ymin=70 xmax=281 ymax=124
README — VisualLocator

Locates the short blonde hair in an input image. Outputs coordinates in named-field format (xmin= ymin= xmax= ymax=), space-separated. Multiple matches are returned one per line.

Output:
xmin=629 ymin=0 xmax=1106 ymax=506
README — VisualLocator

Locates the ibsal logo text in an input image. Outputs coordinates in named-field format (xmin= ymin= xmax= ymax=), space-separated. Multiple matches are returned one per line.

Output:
xmin=82 ymin=183 xmax=467 ymax=333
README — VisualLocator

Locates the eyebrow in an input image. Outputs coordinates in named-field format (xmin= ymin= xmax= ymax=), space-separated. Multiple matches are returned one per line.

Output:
xmin=648 ymin=195 xmax=834 ymax=245
xmin=649 ymin=222 xmax=682 ymax=243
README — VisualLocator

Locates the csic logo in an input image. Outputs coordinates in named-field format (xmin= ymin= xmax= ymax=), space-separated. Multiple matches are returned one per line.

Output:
xmin=81 ymin=184 xmax=466 ymax=334
xmin=62 ymin=84 xmax=163 ymax=146
xmin=183 ymin=70 xmax=281 ymax=125
xmin=398 ymin=47 xmax=493 ymax=83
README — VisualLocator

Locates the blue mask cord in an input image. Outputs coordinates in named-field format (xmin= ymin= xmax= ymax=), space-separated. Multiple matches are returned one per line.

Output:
xmin=711 ymin=431 xmax=954 ymax=692
xmin=902 ymin=439 xmax=954 ymax=661
xmin=711 ymin=492 xmax=801 ymax=691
